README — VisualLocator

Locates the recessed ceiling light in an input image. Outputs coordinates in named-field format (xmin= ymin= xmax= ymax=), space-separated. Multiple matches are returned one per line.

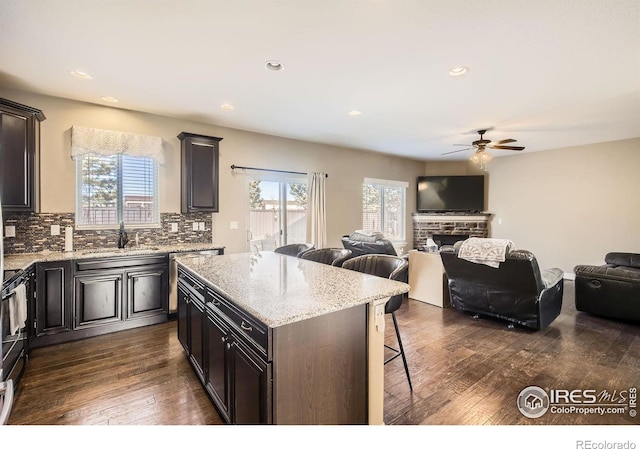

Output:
xmin=101 ymin=96 xmax=119 ymax=103
xmin=265 ymin=60 xmax=284 ymax=71
xmin=220 ymin=103 xmax=235 ymax=110
xmin=348 ymin=110 xmax=362 ymax=116
xmin=449 ymin=66 xmax=469 ymax=77
xmin=69 ymin=70 xmax=93 ymax=79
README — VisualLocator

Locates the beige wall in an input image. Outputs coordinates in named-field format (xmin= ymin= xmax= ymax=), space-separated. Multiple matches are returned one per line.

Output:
xmin=485 ymin=137 xmax=640 ymax=273
xmin=0 ymin=88 xmax=425 ymax=254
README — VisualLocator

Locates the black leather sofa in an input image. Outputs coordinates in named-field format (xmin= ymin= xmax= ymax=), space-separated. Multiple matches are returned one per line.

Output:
xmin=573 ymin=252 xmax=640 ymax=322
xmin=440 ymin=242 xmax=564 ymax=330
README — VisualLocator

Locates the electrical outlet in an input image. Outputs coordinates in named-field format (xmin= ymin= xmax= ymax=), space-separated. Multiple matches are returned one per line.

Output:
xmin=230 ymin=221 xmax=238 ymax=230
xmin=51 ymin=224 xmax=61 ymax=236
xmin=170 ymin=223 xmax=178 ymax=233
xmin=198 ymin=222 xmax=205 ymax=231
xmin=192 ymin=222 xmax=199 ymax=231
xmin=5 ymin=225 xmax=15 ymax=238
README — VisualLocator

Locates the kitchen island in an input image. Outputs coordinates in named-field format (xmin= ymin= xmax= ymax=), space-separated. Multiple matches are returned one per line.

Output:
xmin=175 ymin=251 xmax=410 ymax=425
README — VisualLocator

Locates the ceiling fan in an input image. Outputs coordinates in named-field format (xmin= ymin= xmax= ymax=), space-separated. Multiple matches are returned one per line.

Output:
xmin=442 ymin=129 xmax=525 ymax=157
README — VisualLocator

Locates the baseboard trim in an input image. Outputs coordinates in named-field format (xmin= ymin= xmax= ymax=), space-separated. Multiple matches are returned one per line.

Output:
xmin=563 ymin=272 xmax=576 ymax=281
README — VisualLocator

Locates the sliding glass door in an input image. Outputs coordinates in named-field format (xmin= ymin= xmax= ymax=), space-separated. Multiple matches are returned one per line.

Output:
xmin=247 ymin=178 xmax=307 ymax=251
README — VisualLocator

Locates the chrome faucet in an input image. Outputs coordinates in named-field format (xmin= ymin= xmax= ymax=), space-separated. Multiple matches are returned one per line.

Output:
xmin=117 ymin=221 xmax=129 ymax=249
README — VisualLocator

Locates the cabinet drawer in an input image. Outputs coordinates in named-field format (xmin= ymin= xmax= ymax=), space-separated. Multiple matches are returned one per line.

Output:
xmin=178 ymin=267 xmax=206 ymax=300
xmin=206 ymin=287 xmax=268 ymax=356
xmin=76 ymin=254 xmax=168 ymax=271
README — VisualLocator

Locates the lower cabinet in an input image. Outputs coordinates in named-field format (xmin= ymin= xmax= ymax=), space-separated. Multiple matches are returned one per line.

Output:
xmin=178 ymin=266 xmax=271 ymax=424
xmin=178 ymin=264 xmax=368 ymax=424
xmin=35 ymin=261 xmax=73 ymax=341
xmin=33 ymin=254 xmax=168 ymax=348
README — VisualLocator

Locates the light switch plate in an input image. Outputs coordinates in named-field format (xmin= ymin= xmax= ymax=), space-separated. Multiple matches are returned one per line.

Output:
xmin=230 ymin=221 xmax=238 ymax=230
xmin=5 ymin=225 xmax=15 ymax=238
xmin=192 ymin=222 xmax=199 ymax=231
xmin=51 ymin=224 xmax=61 ymax=236
xmin=170 ymin=223 xmax=178 ymax=233
xmin=198 ymin=222 xmax=205 ymax=231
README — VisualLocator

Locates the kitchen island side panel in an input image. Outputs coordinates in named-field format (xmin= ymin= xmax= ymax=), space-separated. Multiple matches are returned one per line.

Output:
xmin=272 ymin=304 xmax=368 ymax=424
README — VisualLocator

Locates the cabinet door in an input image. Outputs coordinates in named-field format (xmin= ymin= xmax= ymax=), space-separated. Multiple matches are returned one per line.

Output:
xmin=74 ymin=273 xmax=123 ymax=329
xmin=0 ymin=99 xmax=43 ymax=212
xmin=177 ymin=282 xmax=189 ymax=353
xmin=35 ymin=261 xmax=73 ymax=337
xmin=178 ymin=132 xmax=222 ymax=213
xmin=188 ymin=296 xmax=205 ymax=381
xmin=232 ymin=338 xmax=271 ymax=424
xmin=126 ymin=266 xmax=167 ymax=320
xmin=205 ymin=310 xmax=230 ymax=422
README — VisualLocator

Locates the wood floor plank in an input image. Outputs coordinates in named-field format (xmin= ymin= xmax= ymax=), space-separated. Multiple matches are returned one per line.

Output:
xmin=8 ymin=281 xmax=639 ymax=426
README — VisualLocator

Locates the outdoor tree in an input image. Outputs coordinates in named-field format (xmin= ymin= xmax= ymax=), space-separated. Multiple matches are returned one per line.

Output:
xmin=81 ymin=155 xmax=117 ymax=207
xmin=249 ymin=180 xmax=265 ymax=209
xmin=289 ymin=183 xmax=307 ymax=209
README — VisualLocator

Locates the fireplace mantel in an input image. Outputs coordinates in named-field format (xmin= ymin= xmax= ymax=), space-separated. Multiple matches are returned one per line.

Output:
xmin=412 ymin=213 xmax=491 ymax=249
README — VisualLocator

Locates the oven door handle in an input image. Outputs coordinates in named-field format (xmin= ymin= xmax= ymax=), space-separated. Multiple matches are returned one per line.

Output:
xmin=0 ymin=380 xmax=14 ymax=425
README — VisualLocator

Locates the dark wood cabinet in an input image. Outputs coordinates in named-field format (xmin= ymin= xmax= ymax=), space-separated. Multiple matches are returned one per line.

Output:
xmin=74 ymin=273 xmax=123 ymax=329
xmin=204 ymin=310 xmax=230 ymax=421
xmin=0 ymin=98 xmax=45 ymax=212
xmin=178 ymin=132 xmax=222 ymax=213
xmin=127 ymin=266 xmax=167 ymax=319
xmin=178 ymin=266 xmax=271 ymax=424
xmin=35 ymin=261 xmax=73 ymax=339
xmin=33 ymin=254 xmax=168 ymax=348
xmin=231 ymin=334 xmax=270 ymax=424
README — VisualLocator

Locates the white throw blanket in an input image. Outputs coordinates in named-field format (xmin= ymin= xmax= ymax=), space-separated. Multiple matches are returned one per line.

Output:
xmin=458 ymin=238 xmax=515 ymax=268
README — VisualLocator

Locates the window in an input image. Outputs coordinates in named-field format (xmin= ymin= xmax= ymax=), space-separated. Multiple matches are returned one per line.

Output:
xmin=362 ymin=178 xmax=408 ymax=241
xmin=76 ymin=154 xmax=159 ymax=228
xmin=247 ymin=177 xmax=307 ymax=250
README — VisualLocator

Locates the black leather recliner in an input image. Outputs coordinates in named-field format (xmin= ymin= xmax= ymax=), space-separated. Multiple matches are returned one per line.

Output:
xmin=574 ymin=252 xmax=640 ymax=322
xmin=341 ymin=232 xmax=400 ymax=258
xmin=440 ymin=242 xmax=564 ymax=330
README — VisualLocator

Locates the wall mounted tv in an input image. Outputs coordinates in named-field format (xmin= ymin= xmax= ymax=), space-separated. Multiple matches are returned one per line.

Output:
xmin=417 ymin=175 xmax=485 ymax=212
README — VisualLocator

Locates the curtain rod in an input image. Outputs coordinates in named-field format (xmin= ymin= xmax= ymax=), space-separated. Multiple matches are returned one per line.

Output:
xmin=231 ymin=164 xmax=328 ymax=177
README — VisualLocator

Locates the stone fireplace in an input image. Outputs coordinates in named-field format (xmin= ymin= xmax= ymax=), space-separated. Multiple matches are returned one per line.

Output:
xmin=412 ymin=213 xmax=490 ymax=249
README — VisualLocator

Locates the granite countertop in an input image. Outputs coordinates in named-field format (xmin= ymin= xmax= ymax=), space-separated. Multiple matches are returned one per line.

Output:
xmin=175 ymin=251 xmax=410 ymax=328
xmin=3 ymin=243 xmax=225 ymax=272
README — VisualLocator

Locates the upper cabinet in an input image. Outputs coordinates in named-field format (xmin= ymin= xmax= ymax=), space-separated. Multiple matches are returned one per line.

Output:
xmin=0 ymin=98 xmax=46 ymax=212
xmin=178 ymin=132 xmax=222 ymax=213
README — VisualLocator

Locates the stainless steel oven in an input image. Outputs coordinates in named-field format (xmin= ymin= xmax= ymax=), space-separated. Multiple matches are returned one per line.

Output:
xmin=1 ymin=267 xmax=32 ymax=424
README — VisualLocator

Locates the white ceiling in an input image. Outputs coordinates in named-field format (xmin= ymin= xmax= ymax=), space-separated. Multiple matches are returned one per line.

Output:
xmin=1 ymin=0 xmax=639 ymax=161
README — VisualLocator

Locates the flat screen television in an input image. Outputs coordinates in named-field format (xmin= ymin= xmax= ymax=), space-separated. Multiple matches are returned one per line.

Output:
xmin=417 ymin=175 xmax=485 ymax=212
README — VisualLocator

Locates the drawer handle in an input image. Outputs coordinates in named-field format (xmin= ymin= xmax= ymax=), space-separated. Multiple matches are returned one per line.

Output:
xmin=590 ymin=279 xmax=602 ymax=288
xmin=212 ymin=300 xmax=221 ymax=306
xmin=240 ymin=321 xmax=253 ymax=332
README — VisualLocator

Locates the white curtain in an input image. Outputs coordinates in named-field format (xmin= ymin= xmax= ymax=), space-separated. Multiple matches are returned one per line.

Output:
xmin=308 ymin=172 xmax=327 ymax=249
xmin=71 ymin=125 xmax=165 ymax=164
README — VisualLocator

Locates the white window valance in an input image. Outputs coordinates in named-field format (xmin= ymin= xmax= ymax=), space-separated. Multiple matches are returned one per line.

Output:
xmin=71 ymin=125 xmax=164 ymax=164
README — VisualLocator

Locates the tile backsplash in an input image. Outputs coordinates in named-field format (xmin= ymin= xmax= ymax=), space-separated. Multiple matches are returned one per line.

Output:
xmin=2 ymin=212 xmax=213 ymax=254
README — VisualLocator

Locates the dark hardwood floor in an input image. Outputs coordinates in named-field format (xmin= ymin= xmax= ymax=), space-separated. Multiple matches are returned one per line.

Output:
xmin=8 ymin=281 xmax=639 ymax=426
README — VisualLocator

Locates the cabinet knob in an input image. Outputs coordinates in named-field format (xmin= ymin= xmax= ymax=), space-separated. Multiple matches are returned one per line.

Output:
xmin=226 ymin=342 xmax=231 ymax=350
xmin=221 ymin=336 xmax=227 ymax=343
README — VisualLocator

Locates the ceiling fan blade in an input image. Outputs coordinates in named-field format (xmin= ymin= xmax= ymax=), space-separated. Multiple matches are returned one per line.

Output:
xmin=490 ymin=145 xmax=525 ymax=151
xmin=441 ymin=148 xmax=471 ymax=155
xmin=494 ymin=138 xmax=517 ymax=145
